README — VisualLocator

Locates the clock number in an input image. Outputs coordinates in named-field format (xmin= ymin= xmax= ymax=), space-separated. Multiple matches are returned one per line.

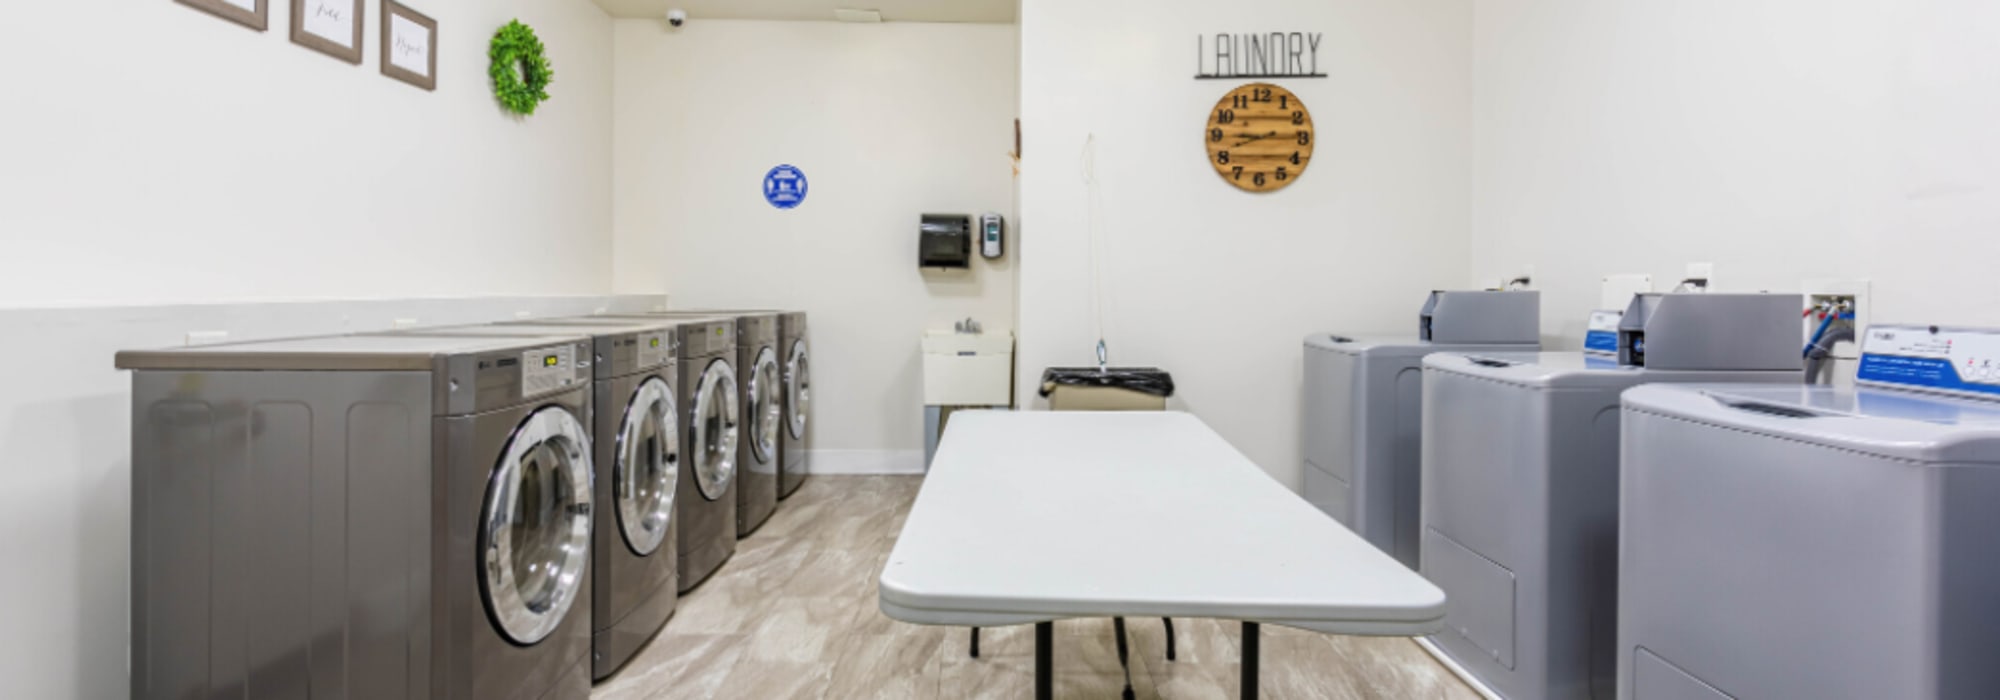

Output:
xmin=1276 ymin=167 xmax=1289 ymax=181
xmin=1253 ymin=172 xmax=1268 ymax=186
xmin=1297 ymin=131 xmax=1312 ymax=146
xmin=1216 ymin=151 xmax=1230 ymax=165
xmin=1252 ymin=87 xmax=1273 ymax=103
xmin=1290 ymin=151 xmax=1302 ymax=165
xmin=1209 ymin=128 xmax=1223 ymax=143
xmin=1232 ymin=166 xmax=1244 ymax=180
xmin=1292 ymin=111 xmax=1305 ymax=125
xmin=1232 ymin=94 xmax=1248 ymax=109
xmin=1218 ymin=109 xmax=1236 ymax=124
xmin=1280 ymin=95 xmax=1289 ymax=109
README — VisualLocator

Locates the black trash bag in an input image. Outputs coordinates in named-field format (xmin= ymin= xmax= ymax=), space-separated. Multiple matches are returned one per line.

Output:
xmin=1038 ymin=367 xmax=1176 ymax=399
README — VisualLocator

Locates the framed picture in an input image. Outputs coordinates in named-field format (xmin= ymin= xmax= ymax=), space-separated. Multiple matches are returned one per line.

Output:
xmin=176 ymin=0 xmax=268 ymax=31
xmin=381 ymin=1 xmax=438 ymax=90
xmin=291 ymin=0 xmax=364 ymax=64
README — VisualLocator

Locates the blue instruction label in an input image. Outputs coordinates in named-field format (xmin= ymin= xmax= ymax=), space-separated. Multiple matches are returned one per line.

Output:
xmin=764 ymin=165 xmax=808 ymax=209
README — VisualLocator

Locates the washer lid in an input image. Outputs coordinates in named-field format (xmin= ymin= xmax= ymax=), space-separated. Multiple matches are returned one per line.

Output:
xmin=1303 ymin=334 xmax=1539 ymax=358
xmin=1623 ymin=383 xmax=2000 ymax=464
xmin=1421 ymin=351 xmax=1799 ymax=391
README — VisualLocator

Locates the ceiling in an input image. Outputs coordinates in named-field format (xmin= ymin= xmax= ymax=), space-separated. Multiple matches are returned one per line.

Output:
xmin=591 ymin=0 xmax=1016 ymax=24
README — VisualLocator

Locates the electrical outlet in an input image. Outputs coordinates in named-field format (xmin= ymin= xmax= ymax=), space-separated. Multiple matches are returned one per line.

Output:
xmin=390 ymin=318 xmax=421 ymax=330
xmin=186 ymin=331 xmax=229 ymax=346
xmin=1682 ymin=262 xmax=1715 ymax=292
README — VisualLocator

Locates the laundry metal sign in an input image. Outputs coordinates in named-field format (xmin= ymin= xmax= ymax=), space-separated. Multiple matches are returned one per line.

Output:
xmin=1195 ymin=32 xmax=1326 ymax=80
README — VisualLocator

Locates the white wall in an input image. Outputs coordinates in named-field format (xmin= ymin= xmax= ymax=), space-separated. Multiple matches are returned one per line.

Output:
xmin=3 ymin=0 xmax=615 ymax=306
xmin=1471 ymin=0 xmax=2000 ymax=343
xmin=1015 ymin=0 xmax=1474 ymax=490
xmin=0 ymin=1 xmax=618 ymax=697
xmin=613 ymin=19 xmax=1020 ymax=467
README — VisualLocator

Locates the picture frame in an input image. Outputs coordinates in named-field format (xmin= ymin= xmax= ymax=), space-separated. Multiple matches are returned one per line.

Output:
xmin=381 ymin=1 xmax=438 ymax=91
xmin=291 ymin=0 xmax=364 ymax=64
xmin=176 ymin=0 xmax=268 ymax=32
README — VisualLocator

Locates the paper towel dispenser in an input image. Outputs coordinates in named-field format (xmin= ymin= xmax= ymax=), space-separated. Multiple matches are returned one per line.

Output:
xmin=919 ymin=214 xmax=972 ymax=269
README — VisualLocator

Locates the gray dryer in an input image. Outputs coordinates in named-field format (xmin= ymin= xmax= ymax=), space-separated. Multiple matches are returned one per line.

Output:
xmin=118 ymin=333 xmax=596 ymax=700
xmin=1418 ymin=293 xmax=1802 ymax=700
xmin=1303 ymin=289 xmax=1540 ymax=569
xmin=1617 ymin=324 xmax=2000 ymax=699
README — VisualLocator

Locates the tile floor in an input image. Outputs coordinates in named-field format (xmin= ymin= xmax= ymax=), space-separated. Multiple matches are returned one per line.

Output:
xmin=592 ymin=476 xmax=1480 ymax=699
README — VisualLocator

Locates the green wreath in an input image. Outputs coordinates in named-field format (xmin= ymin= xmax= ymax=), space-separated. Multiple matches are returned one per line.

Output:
xmin=490 ymin=20 xmax=554 ymax=116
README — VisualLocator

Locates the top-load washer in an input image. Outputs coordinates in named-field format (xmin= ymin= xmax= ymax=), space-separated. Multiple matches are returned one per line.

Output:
xmin=774 ymin=311 xmax=810 ymax=498
xmin=650 ymin=311 xmax=783 ymax=536
xmin=397 ymin=319 xmax=685 ymax=681
xmin=1303 ymin=290 xmax=1540 ymax=569
xmin=118 ymin=332 xmax=596 ymax=700
xmin=1418 ymin=293 xmax=1803 ymax=700
xmin=1617 ymin=324 xmax=2000 ymax=700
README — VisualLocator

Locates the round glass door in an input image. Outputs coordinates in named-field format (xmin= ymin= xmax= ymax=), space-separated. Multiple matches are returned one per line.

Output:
xmin=786 ymin=340 xmax=809 ymax=441
xmin=481 ymin=406 xmax=593 ymax=646
xmin=749 ymin=347 xmax=782 ymax=466
xmin=689 ymin=359 xmax=739 ymax=500
xmin=615 ymin=377 xmax=678 ymax=556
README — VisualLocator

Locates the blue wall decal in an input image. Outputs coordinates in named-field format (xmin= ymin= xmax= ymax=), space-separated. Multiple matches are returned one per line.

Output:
xmin=764 ymin=164 xmax=808 ymax=209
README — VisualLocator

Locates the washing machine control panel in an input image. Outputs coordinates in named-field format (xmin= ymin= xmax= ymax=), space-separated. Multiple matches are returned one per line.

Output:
xmin=521 ymin=344 xmax=582 ymax=396
xmin=637 ymin=331 xmax=673 ymax=369
xmin=1858 ymin=325 xmax=2000 ymax=397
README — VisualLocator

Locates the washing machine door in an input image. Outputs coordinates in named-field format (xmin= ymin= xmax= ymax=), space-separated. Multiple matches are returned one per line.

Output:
xmin=615 ymin=377 xmax=678 ymax=556
xmin=481 ymin=406 xmax=593 ymax=646
xmin=689 ymin=358 xmax=740 ymax=500
xmin=786 ymin=340 xmax=809 ymax=441
xmin=749 ymin=347 xmax=782 ymax=466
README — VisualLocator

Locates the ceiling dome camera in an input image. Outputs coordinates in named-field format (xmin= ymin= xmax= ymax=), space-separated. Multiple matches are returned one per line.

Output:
xmin=667 ymin=9 xmax=686 ymax=27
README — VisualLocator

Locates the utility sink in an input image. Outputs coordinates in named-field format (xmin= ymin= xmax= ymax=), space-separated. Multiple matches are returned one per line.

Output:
xmin=922 ymin=330 xmax=1013 ymax=406
xmin=922 ymin=330 xmax=1015 ymax=356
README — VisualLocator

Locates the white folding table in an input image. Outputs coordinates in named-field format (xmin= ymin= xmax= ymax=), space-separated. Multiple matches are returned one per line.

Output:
xmin=879 ymin=411 xmax=1447 ymax=698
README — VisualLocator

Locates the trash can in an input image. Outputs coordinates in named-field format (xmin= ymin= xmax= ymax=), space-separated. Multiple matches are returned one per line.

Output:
xmin=1040 ymin=367 xmax=1175 ymax=411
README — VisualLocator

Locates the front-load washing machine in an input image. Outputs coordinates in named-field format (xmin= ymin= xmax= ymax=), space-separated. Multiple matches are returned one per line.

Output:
xmin=651 ymin=311 xmax=782 ymax=536
xmin=775 ymin=311 xmax=810 ymax=498
xmin=1418 ymin=293 xmax=1802 ymax=700
xmin=118 ymin=332 xmax=596 ymax=700
xmin=668 ymin=316 xmax=743 ymax=590
xmin=1303 ymin=290 xmax=1540 ymax=569
xmin=400 ymin=319 xmax=685 ymax=680
xmin=1617 ymin=324 xmax=2000 ymax=700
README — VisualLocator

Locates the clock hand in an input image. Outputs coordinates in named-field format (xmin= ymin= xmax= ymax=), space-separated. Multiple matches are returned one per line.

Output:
xmin=1229 ymin=130 xmax=1281 ymax=148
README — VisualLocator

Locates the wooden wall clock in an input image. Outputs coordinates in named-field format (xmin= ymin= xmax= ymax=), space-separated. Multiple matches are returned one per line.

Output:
xmin=1204 ymin=82 xmax=1314 ymax=192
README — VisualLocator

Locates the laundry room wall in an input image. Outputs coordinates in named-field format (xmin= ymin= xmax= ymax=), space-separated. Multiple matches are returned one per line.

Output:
xmin=1468 ymin=0 xmax=2000 ymax=344
xmin=612 ymin=19 xmax=1020 ymax=472
xmin=1013 ymin=0 xmax=1475 ymax=490
xmin=0 ymin=2 xmax=621 ymax=697
xmin=2 ymin=0 xmax=615 ymax=305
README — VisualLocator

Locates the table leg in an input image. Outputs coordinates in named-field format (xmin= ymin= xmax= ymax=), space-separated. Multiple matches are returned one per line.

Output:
xmin=1241 ymin=621 xmax=1260 ymax=699
xmin=970 ymin=627 xmax=980 ymax=658
xmin=1036 ymin=622 xmax=1054 ymax=700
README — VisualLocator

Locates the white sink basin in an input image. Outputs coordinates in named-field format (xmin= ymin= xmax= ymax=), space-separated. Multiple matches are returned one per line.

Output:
xmin=922 ymin=330 xmax=1014 ymax=355
xmin=923 ymin=331 xmax=1013 ymax=405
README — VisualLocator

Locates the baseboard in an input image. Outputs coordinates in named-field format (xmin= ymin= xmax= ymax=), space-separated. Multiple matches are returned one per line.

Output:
xmin=802 ymin=449 xmax=926 ymax=475
xmin=1413 ymin=636 xmax=1502 ymax=700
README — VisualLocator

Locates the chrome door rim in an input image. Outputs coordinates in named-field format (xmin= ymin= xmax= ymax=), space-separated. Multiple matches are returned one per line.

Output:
xmin=690 ymin=358 xmax=739 ymax=500
xmin=750 ymin=347 xmax=781 ymax=464
xmin=614 ymin=377 xmax=678 ymax=556
xmin=786 ymin=340 xmax=809 ymax=440
xmin=480 ymin=406 xmax=593 ymax=646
